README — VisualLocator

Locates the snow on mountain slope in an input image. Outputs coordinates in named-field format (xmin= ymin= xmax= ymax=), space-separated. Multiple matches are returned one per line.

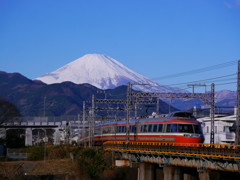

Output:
xmin=36 ymin=54 xmax=183 ymax=92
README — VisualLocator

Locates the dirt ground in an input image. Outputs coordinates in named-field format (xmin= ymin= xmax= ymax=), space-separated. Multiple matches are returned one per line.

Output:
xmin=0 ymin=159 xmax=138 ymax=180
xmin=0 ymin=159 xmax=76 ymax=179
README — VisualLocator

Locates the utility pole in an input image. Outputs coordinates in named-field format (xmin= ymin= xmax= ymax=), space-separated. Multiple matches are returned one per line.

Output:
xmin=82 ymin=101 xmax=86 ymax=147
xmin=210 ymin=83 xmax=215 ymax=144
xmin=236 ymin=60 xmax=240 ymax=145
xmin=89 ymin=95 xmax=95 ymax=147
xmin=78 ymin=113 xmax=80 ymax=143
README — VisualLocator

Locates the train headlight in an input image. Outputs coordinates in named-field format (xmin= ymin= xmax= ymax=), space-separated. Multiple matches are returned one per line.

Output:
xmin=192 ymin=134 xmax=200 ymax=138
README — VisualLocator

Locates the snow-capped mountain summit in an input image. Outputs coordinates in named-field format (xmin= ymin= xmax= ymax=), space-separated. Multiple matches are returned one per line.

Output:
xmin=36 ymin=54 xmax=182 ymax=92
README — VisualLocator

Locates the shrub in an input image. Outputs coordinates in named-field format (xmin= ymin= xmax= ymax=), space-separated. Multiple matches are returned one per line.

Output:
xmin=25 ymin=146 xmax=45 ymax=161
xmin=76 ymin=148 xmax=106 ymax=179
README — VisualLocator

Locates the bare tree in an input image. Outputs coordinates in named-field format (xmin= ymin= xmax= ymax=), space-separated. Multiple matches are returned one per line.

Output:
xmin=0 ymin=98 xmax=21 ymax=125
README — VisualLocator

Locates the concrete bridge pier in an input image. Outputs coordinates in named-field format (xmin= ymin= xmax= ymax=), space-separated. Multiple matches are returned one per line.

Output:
xmin=53 ymin=128 xmax=60 ymax=145
xmin=139 ymin=163 xmax=156 ymax=180
xmin=25 ymin=128 xmax=32 ymax=146
xmin=163 ymin=166 xmax=183 ymax=180
xmin=139 ymin=164 xmax=184 ymax=180
xmin=183 ymin=174 xmax=197 ymax=180
xmin=198 ymin=170 xmax=209 ymax=180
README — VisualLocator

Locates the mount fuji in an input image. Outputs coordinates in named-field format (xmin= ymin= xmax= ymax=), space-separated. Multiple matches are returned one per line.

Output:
xmin=36 ymin=54 xmax=183 ymax=92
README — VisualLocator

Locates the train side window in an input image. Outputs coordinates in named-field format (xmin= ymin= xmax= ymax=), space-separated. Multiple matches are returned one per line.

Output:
xmin=121 ymin=126 xmax=124 ymax=133
xmin=105 ymin=127 xmax=109 ymax=134
xmin=119 ymin=126 xmax=122 ymax=133
xmin=143 ymin=125 xmax=148 ymax=132
xmin=158 ymin=124 xmax=163 ymax=132
xmin=153 ymin=124 xmax=158 ymax=132
xmin=101 ymin=127 xmax=103 ymax=134
xmin=166 ymin=124 xmax=171 ymax=133
xmin=131 ymin=125 xmax=136 ymax=133
xmin=171 ymin=124 xmax=178 ymax=133
xmin=123 ymin=126 xmax=126 ymax=132
xmin=103 ymin=127 xmax=107 ymax=134
xmin=148 ymin=124 xmax=153 ymax=132
xmin=111 ymin=127 xmax=115 ymax=133
xmin=95 ymin=128 xmax=100 ymax=135
xmin=136 ymin=125 xmax=140 ymax=133
xmin=130 ymin=125 xmax=134 ymax=133
xmin=108 ymin=127 xmax=111 ymax=134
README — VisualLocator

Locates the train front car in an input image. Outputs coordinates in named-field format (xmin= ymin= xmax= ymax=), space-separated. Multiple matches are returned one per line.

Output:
xmin=135 ymin=112 xmax=204 ymax=144
xmin=162 ymin=112 xmax=204 ymax=143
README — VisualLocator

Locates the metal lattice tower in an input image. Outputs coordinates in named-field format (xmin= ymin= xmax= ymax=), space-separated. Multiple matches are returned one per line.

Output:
xmin=125 ymin=82 xmax=215 ymax=143
xmin=88 ymin=82 xmax=215 ymax=143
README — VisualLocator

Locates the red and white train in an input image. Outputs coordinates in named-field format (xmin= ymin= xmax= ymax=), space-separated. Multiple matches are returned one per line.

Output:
xmin=81 ymin=112 xmax=204 ymax=145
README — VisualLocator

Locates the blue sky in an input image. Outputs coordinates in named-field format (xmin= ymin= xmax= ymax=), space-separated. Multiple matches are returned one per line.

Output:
xmin=0 ymin=0 xmax=240 ymax=91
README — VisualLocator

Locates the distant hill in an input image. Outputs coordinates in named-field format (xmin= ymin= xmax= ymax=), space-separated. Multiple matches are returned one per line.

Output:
xmin=170 ymin=90 xmax=237 ymax=114
xmin=0 ymin=71 xmax=178 ymax=117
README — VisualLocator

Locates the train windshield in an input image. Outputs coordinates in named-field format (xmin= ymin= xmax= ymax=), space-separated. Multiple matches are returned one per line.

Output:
xmin=166 ymin=124 xmax=202 ymax=134
xmin=178 ymin=124 xmax=194 ymax=133
xmin=193 ymin=125 xmax=202 ymax=134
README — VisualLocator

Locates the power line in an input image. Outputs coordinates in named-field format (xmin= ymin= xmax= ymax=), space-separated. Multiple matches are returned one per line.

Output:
xmin=214 ymin=81 xmax=237 ymax=86
xmin=174 ymin=78 xmax=236 ymax=89
xmin=152 ymin=60 xmax=238 ymax=80
xmin=164 ymin=73 xmax=237 ymax=87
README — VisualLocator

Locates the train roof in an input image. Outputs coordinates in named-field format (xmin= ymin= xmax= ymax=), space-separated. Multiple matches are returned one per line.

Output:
xmin=96 ymin=111 xmax=197 ymax=127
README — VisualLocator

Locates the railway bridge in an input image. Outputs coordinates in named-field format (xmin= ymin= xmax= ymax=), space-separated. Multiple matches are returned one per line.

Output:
xmin=104 ymin=141 xmax=240 ymax=180
xmin=0 ymin=121 xmax=62 ymax=146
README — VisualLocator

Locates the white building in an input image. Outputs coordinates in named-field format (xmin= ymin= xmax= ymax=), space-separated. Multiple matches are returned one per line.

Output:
xmin=197 ymin=111 xmax=236 ymax=144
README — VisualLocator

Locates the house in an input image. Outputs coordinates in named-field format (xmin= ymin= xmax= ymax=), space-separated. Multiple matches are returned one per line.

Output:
xmin=197 ymin=109 xmax=236 ymax=144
